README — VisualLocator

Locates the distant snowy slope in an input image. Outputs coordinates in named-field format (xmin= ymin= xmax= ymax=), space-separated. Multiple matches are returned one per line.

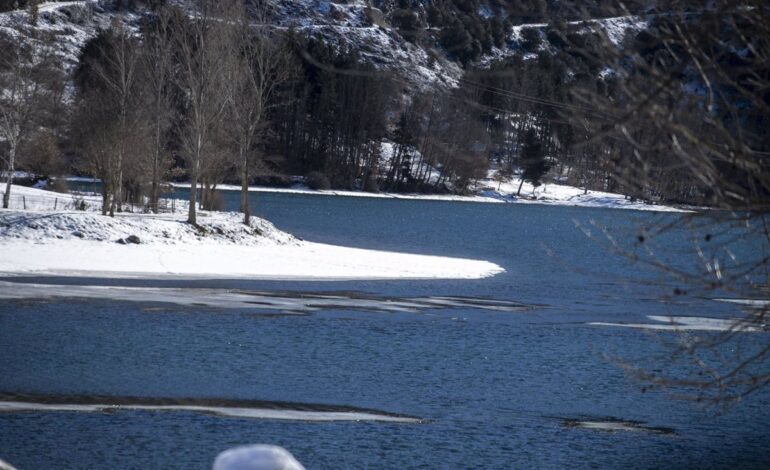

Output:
xmin=0 ymin=0 xmax=651 ymax=91
xmin=0 ymin=1 xmax=114 ymax=73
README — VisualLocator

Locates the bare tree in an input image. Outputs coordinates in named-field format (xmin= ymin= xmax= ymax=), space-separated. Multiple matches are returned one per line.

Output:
xmin=225 ymin=0 xmax=291 ymax=224
xmin=173 ymin=0 xmax=236 ymax=225
xmin=71 ymin=91 xmax=120 ymax=215
xmin=88 ymin=20 xmax=142 ymax=216
xmin=140 ymin=5 xmax=177 ymax=213
xmin=549 ymin=0 xmax=770 ymax=403
xmin=0 ymin=31 xmax=60 ymax=208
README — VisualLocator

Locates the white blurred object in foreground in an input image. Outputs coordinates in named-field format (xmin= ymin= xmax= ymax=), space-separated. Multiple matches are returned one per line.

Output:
xmin=213 ymin=445 xmax=305 ymax=470
xmin=0 ymin=459 xmax=17 ymax=470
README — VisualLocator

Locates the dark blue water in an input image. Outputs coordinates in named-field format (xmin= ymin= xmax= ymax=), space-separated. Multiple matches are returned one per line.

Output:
xmin=1 ymin=191 xmax=768 ymax=469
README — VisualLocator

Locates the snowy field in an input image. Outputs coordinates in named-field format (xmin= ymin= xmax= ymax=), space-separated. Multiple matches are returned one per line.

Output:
xmin=0 ymin=185 xmax=503 ymax=280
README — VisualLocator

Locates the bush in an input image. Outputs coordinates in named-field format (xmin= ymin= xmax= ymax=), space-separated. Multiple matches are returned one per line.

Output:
xmin=48 ymin=178 xmax=69 ymax=194
xmin=23 ymin=130 xmax=65 ymax=177
xmin=251 ymin=173 xmax=293 ymax=187
xmin=305 ymin=171 xmax=331 ymax=190
xmin=202 ymin=190 xmax=226 ymax=211
xmin=71 ymin=195 xmax=88 ymax=211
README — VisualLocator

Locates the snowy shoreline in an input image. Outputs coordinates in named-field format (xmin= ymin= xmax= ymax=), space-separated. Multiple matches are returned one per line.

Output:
xmin=168 ymin=180 xmax=692 ymax=212
xmin=0 ymin=186 xmax=503 ymax=281
xmin=60 ymin=174 xmax=691 ymax=211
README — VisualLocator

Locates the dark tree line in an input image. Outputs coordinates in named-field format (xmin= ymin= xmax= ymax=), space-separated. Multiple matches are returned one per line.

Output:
xmin=272 ymin=35 xmax=392 ymax=190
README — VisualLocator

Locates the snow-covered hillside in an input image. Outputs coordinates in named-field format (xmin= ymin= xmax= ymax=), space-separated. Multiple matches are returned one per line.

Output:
xmin=0 ymin=1 xmax=114 ymax=72
xmin=0 ymin=0 xmax=649 ymax=90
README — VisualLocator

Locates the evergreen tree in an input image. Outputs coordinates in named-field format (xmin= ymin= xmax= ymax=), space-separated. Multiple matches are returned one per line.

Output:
xmin=517 ymin=128 xmax=550 ymax=196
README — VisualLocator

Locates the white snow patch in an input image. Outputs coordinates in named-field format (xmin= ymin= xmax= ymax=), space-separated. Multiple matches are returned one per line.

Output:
xmin=1 ymin=184 xmax=184 ymax=213
xmin=475 ymin=170 xmax=690 ymax=212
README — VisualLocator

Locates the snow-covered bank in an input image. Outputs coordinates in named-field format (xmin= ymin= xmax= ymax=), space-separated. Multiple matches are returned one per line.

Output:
xmin=170 ymin=174 xmax=691 ymax=213
xmin=0 ymin=207 xmax=503 ymax=280
xmin=47 ymin=175 xmax=687 ymax=212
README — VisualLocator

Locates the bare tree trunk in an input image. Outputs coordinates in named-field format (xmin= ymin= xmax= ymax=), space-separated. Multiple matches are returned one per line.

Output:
xmin=150 ymin=112 xmax=162 ymax=212
xmin=188 ymin=149 xmax=199 ymax=225
xmin=115 ymin=164 xmax=123 ymax=213
xmin=151 ymin=153 xmax=159 ymax=212
xmin=101 ymin=182 xmax=110 ymax=216
xmin=241 ymin=148 xmax=250 ymax=224
xmin=2 ymin=144 xmax=15 ymax=209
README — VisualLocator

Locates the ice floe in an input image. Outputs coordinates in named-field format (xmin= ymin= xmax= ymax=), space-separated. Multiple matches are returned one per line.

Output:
xmin=0 ymin=393 xmax=422 ymax=424
xmin=589 ymin=315 xmax=765 ymax=332
xmin=560 ymin=417 xmax=675 ymax=435
xmin=0 ymin=281 xmax=535 ymax=315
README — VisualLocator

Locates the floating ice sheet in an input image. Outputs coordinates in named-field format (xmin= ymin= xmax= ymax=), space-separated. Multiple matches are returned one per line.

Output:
xmin=0 ymin=281 xmax=537 ymax=315
xmin=0 ymin=393 xmax=422 ymax=424
xmin=560 ymin=416 xmax=675 ymax=435
xmin=589 ymin=315 xmax=765 ymax=332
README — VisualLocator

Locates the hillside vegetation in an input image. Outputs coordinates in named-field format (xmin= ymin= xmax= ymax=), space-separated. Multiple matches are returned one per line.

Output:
xmin=1 ymin=0 xmax=767 ymax=218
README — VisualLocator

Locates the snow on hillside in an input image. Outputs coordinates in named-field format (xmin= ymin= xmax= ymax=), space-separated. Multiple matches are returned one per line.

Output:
xmin=0 ymin=1 xmax=651 ymax=92
xmin=272 ymin=0 xmax=460 ymax=88
xmin=0 ymin=1 xmax=113 ymax=72
xmin=483 ymin=14 xmax=648 ymax=66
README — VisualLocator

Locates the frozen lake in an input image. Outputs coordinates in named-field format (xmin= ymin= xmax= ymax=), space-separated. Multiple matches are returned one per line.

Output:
xmin=1 ymin=192 xmax=768 ymax=468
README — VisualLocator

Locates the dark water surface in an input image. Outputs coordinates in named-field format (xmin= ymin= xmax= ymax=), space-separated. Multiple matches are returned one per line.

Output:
xmin=1 ymin=191 xmax=768 ymax=468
